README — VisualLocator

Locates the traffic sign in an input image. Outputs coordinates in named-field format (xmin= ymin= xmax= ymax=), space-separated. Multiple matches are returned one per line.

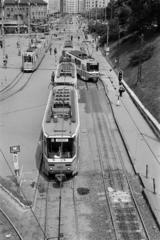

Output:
xmin=10 ymin=145 xmax=20 ymax=153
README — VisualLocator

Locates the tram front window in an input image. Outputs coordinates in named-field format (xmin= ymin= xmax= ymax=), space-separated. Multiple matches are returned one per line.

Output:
xmin=47 ymin=138 xmax=75 ymax=158
xmin=87 ymin=63 xmax=99 ymax=72
xmin=24 ymin=55 xmax=32 ymax=62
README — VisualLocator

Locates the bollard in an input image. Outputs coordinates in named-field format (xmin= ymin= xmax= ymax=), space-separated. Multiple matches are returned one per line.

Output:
xmin=153 ymin=178 xmax=156 ymax=194
xmin=146 ymin=164 xmax=148 ymax=178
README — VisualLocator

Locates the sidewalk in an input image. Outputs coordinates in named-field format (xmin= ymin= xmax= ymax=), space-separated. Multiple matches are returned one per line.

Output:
xmin=0 ymin=35 xmax=29 ymax=91
xmin=87 ymin=35 xmax=160 ymax=225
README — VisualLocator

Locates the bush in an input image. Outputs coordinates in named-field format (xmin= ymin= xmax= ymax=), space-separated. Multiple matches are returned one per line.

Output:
xmin=129 ymin=44 xmax=154 ymax=66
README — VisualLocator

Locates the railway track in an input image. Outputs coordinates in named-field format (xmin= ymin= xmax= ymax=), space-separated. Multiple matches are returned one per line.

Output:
xmin=0 ymin=208 xmax=23 ymax=240
xmin=33 ymin=174 xmax=80 ymax=240
xmin=82 ymin=81 xmax=151 ymax=240
xmin=0 ymin=72 xmax=33 ymax=102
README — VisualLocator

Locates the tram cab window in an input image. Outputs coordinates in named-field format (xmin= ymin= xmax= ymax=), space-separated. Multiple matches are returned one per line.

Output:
xmin=24 ymin=55 xmax=32 ymax=62
xmin=87 ymin=62 xmax=99 ymax=72
xmin=46 ymin=138 xmax=75 ymax=158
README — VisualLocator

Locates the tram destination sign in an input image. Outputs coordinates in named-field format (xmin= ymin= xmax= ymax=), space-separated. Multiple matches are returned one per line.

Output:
xmin=10 ymin=145 xmax=20 ymax=153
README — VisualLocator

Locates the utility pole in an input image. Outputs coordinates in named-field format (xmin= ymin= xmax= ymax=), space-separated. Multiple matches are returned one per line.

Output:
xmin=116 ymin=17 xmax=120 ymax=69
xmin=96 ymin=1 xmax=97 ymax=22
xmin=28 ymin=0 xmax=31 ymax=46
xmin=137 ymin=33 xmax=144 ymax=84
xmin=17 ymin=0 xmax=21 ymax=55
xmin=1 ymin=0 xmax=5 ymax=61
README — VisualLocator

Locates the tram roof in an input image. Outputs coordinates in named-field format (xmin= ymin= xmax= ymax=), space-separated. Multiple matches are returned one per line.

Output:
xmin=42 ymin=86 xmax=79 ymax=138
xmin=67 ymin=50 xmax=94 ymax=60
xmin=54 ymin=62 xmax=77 ymax=86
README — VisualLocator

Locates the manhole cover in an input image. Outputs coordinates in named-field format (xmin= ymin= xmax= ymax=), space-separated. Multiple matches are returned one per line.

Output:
xmin=77 ymin=187 xmax=90 ymax=195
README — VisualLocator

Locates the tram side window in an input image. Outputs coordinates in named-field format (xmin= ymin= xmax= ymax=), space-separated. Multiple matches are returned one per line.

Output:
xmin=24 ymin=55 xmax=32 ymax=62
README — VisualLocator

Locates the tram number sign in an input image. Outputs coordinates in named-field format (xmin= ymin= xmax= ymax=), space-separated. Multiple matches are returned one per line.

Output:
xmin=10 ymin=145 xmax=20 ymax=153
xmin=56 ymin=138 xmax=68 ymax=142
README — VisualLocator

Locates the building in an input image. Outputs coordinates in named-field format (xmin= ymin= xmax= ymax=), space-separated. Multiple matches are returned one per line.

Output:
xmin=0 ymin=0 xmax=48 ymax=23
xmin=85 ymin=0 xmax=109 ymax=11
xmin=48 ymin=0 xmax=60 ymax=14
xmin=63 ymin=0 xmax=84 ymax=14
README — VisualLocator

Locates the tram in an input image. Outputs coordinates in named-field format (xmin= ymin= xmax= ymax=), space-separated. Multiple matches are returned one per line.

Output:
xmin=52 ymin=61 xmax=77 ymax=88
xmin=65 ymin=50 xmax=100 ymax=82
xmin=42 ymin=85 xmax=80 ymax=176
xmin=22 ymin=36 xmax=50 ymax=72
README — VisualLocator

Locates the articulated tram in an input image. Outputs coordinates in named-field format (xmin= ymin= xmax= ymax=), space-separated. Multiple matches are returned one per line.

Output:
xmin=42 ymin=85 xmax=80 ymax=176
xmin=22 ymin=36 xmax=51 ymax=72
xmin=65 ymin=50 xmax=100 ymax=83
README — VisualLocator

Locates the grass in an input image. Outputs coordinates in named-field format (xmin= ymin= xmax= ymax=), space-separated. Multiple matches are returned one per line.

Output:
xmin=109 ymin=31 xmax=160 ymax=123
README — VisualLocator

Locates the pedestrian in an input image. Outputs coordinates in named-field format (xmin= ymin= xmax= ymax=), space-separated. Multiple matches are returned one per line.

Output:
xmin=49 ymin=46 xmax=52 ymax=55
xmin=16 ymin=41 xmax=20 ymax=48
xmin=54 ymin=47 xmax=57 ymax=55
xmin=0 ymin=40 xmax=2 ymax=48
xmin=78 ymin=36 xmax=80 ymax=40
xmin=71 ymin=35 xmax=73 ymax=41
xmin=51 ymin=71 xmax=55 ymax=85
xmin=119 ymin=83 xmax=125 ymax=97
xmin=96 ymin=45 xmax=98 ymax=51
xmin=3 ymin=55 xmax=7 ymax=68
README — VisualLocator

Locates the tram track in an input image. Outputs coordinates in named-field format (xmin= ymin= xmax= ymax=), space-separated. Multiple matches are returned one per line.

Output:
xmin=0 ymin=72 xmax=33 ymax=102
xmin=84 ymin=81 xmax=151 ymax=240
xmin=0 ymin=208 xmax=23 ymax=240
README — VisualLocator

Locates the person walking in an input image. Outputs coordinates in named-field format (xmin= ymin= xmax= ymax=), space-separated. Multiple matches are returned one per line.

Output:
xmin=119 ymin=83 xmax=125 ymax=97
xmin=49 ymin=46 xmax=52 ymax=55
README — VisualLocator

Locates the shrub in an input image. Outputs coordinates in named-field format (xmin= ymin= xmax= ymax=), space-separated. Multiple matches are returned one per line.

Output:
xmin=129 ymin=44 xmax=154 ymax=66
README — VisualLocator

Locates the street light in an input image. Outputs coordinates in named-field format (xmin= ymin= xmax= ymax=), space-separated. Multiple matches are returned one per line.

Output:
xmin=1 ymin=0 xmax=6 ymax=61
xmin=28 ymin=0 xmax=31 ymax=46
xmin=137 ymin=33 xmax=144 ymax=84
xmin=16 ymin=0 xmax=21 ymax=55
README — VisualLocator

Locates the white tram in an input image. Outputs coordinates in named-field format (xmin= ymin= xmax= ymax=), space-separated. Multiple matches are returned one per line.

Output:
xmin=53 ymin=62 xmax=77 ymax=88
xmin=42 ymin=85 xmax=80 ymax=176
xmin=65 ymin=50 xmax=100 ymax=83
xmin=22 ymin=36 xmax=50 ymax=72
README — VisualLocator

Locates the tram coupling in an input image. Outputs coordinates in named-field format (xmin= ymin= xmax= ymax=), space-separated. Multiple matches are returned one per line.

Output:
xmin=55 ymin=174 xmax=66 ymax=185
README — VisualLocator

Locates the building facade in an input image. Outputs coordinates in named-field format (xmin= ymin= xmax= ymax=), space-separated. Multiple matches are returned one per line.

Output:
xmin=63 ymin=0 xmax=84 ymax=14
xmin=85 ymin=0 xmax=109 ymax=11
xmin=48 ymin=0 xmax=60 ymax=14
xmin=0 ymin=0 xmax=48 ymax=23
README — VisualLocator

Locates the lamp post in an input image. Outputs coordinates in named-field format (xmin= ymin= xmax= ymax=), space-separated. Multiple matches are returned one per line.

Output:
xmin=17 ymin=0 xmax=21 ymax=55
xmin=137 ymin=33 xmax=144 ymax=84
xmin=95 ymin=1 xmax=98 ymax=22
xmin=1 ymin=0 xmax=6 ymax=61
xmin=28 ymin=1 xmax=31 ymax=46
